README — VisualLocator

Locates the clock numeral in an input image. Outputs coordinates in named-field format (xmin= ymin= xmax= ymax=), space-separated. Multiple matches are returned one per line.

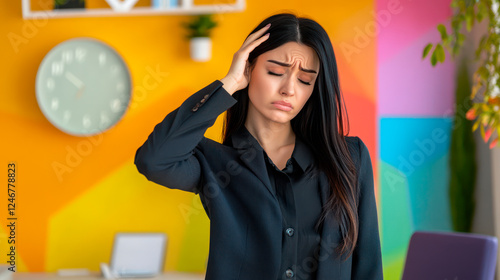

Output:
xmin=82 ymin=115 xmax=91 ymax=128
xmin=100 ymin=112 xmax=110 ymax=127
xmin=110 ymin=65 xmax=120 ymax=75
xmin=62 ymin=51 xmax=73 ymax=63
xmin=117 ymin=93 xmax=129 ymax=102
xmin=51 ymin=61 xmax=64 ymax=76
xmin=99 ymin=53 xmax=107 ymax=66
xmin=116 ymin=82 xmax=125 ymax=92
xmin=51 ymin=98 xmax=59 ymax=110
xmin=110 ymin=99 xmax=123 ymax=113
xmin=75 ymin=47 xmax=87 ymax=62
xmin=47 ymin=78 xmax=55 ymax=90
xmin=63 ymin=110 xmax=71 ymax=123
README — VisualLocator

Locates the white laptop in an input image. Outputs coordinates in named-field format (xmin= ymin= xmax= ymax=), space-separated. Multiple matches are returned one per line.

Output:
xmin=109 ymin=233 xmax=167 ymax=278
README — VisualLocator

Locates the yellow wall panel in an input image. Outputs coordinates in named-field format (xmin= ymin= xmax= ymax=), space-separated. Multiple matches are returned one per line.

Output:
xmin=46 ymin=159 xmax=203 ymax=271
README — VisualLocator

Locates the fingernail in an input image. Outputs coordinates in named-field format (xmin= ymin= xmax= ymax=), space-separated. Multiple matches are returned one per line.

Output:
xmin=265 ymin=23 xmax=271 ymax=28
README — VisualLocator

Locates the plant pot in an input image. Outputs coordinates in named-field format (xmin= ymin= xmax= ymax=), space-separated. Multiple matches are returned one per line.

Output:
xmin=190 ymin=37 xmax=212 ymax=62
xmin=182 ymin=0 xmax=193 ymax=8
xmin=104 ymin=0 xmax=139 ymax=11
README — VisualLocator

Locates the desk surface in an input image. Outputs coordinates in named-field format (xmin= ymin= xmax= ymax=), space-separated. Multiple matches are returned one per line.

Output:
xmin=12 ymin=272 xmax=205 ymax=280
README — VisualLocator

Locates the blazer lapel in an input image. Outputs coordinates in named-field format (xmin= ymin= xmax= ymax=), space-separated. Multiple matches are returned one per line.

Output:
xmin=230 ymin=127 xmax=276 ymax=199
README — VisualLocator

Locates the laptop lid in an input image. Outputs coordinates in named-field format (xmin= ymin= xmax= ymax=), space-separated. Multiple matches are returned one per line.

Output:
xmin=109 ymin=233 xmax=167 ymax=278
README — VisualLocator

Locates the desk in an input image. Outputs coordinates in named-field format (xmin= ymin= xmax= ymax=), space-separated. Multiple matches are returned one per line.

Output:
xmin=12 ymin=272 xmax=205 ymax=280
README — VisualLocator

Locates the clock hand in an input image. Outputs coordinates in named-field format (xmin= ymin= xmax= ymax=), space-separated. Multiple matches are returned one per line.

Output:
xmin=76 ymin=85 xmax=85 ymax=99
xmin=64 ymin=71 xmax=84 ymax=89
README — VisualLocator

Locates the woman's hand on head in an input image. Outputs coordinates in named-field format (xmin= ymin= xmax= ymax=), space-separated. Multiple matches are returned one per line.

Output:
xmin=220 ymin=23 xmax=271 ymax=95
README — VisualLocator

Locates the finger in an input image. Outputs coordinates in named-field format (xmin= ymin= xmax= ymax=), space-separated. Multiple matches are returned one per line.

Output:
xmin=248 ymin=23 xmax=271 ymax=39
xmin=241 ymin=24 xmax=271 ymax=48
xmin=242 ymin=32 xmax=269 ymax=53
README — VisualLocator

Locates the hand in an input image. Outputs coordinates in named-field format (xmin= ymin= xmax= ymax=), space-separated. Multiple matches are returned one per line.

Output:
xmin=220 ymin=23 xmax=271 ymax=95
xmin=65 ymin=71 xmax=85 ymax=98
xmin=65 ymin=71 xmax=84 ymax=89
xmin=76 ymin=85 xmax=85 ymax=99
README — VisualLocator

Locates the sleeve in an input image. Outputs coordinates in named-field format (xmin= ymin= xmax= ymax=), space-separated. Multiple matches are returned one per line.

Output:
xmin=351 ymin=137 xmax=384 ymax=279
xmin=134 ymin=80 xmax=237 ymax=194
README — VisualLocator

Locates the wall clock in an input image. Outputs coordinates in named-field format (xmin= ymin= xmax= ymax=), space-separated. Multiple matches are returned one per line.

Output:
xmin=36 ymin=37 xmax=132 ymax=136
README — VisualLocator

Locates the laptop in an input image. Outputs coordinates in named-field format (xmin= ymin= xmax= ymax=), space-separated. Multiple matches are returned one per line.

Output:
xmin=109 ymin=233 xmax=167 ymax=278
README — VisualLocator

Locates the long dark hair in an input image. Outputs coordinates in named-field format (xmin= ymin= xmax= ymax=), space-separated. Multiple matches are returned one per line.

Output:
xmin=222 ymin=13 xmax=358 ymax=259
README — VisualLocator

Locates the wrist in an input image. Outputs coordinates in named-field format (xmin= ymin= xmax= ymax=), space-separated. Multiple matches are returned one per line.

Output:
xmin=220 ymin=76 xmax=238 ymax=96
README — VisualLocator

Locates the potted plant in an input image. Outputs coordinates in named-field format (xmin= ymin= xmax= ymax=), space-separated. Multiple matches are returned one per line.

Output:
xmin=423 ymin=0 xmax=500 ymax=149
xmin=54 ymin=0 xmax=85 ymax=9
xmin=182 ymin=14 xmax=218 ymax=62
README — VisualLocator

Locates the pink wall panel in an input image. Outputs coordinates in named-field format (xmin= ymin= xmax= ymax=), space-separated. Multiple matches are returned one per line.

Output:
xmin=377 ymin=0 xmax=455 ymax=116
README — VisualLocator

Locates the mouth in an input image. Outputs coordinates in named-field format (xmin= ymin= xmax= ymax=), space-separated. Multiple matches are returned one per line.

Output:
xmin=272 ymin=101 xmax=293 ymax=112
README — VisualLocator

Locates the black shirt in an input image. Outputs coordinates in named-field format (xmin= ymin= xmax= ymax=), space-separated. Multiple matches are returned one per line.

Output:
xmin=240 ymin=126 xmax=323 ymax=280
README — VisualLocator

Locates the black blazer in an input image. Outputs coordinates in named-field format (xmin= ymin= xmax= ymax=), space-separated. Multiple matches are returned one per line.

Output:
xmin=134 ymin=80 xmax=383 ymax=280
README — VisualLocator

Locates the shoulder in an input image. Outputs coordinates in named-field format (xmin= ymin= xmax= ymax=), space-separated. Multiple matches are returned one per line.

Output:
xmin=344 ymin=136 xmax=371 ymax=170
xmin=345 ymin=136 xmax=373 ymax=192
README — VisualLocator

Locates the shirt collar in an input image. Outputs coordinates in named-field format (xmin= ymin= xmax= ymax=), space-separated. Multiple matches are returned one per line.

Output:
xmin=230 ymin=125 xmax=315 ymax=173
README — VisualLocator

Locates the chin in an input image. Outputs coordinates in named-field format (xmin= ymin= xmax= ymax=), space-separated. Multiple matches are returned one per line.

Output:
xmin=266 ymin=111 xmax=294 ymax=124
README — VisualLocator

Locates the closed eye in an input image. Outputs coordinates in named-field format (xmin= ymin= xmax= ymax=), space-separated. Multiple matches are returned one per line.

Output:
xmin=267 ymin=71 xmax=282 ymax=76
xmin=267 ymin=71 xmax=311 ymax=86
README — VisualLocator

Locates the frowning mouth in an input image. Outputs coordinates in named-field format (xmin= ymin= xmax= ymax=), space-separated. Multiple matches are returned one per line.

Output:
xmin=272 ymin=101 xmax=293 ymax=111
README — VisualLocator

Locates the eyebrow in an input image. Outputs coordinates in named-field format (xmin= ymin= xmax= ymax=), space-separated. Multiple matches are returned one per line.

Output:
xmin=267 ymin=59 xmax=318 ymax=74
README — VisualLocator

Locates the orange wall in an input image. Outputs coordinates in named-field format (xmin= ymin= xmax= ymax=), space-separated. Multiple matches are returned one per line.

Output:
xmin=0 ymin=0 xmax=376 ymax=272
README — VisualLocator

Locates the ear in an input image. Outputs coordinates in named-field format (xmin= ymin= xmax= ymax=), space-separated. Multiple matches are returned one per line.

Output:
xmin=245 ymin=63 xmax=251 ymax=81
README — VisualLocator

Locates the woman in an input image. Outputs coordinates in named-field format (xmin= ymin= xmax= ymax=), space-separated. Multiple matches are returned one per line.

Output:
xmin=135 ymin=12 xmax=383 ymax=280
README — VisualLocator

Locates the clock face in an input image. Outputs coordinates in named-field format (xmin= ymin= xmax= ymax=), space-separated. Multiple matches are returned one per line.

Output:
xmin=36 ymin=38 xmax=132 ymax=136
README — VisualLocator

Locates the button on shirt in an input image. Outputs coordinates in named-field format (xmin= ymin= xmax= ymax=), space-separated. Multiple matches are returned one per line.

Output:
xmin=239 ymin=126 xmax=323 ymax=280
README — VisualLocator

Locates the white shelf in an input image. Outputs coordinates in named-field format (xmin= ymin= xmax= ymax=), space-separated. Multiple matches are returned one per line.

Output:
xmin=22 ymin=0 xmax=245 ymax=19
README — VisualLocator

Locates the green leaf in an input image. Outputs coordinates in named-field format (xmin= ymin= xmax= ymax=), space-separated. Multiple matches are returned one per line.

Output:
xmin=476 ymin=1 xmax=485 ymax=22
xmin=435 ymin=44 xmax=446 ymax=63
xmin=480 ymin=124 xmax=485 ymax=139
xmin=423 ymin=43 xmax=433 ymax=58
xmin=478 ymin=35 xmax=487 ymax=50
xmin=475 ymin=36 xmax=487 ymax=60
xmin=182 ymin=14 xmax=218 ymax=38
xmin=478 ymin=65 xmax=489 ymax=80
xmin=465 ymin=11 xmax=473 ymax=31
xmin=473 ymin=118 xmax=480 ymax=131
xmin=464 ymin=0 xmax=474 ymax=8
xmin=453 ymin=44 xmax=461 ymax=57
xmin=431 ymin=51 xmax=438 ymax=66
xmin=457 ymin=33 xmax=465 ymax=46
xmin=491 ymin=118 xmax=498 ymax=128
xmin=451 ymin=17 xmax=460 ymax=32
xmin=437 ymin=24 xmax=448 ymax=40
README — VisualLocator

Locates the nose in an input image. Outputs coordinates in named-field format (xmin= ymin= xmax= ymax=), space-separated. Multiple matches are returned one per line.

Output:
xmin=280 ymin=75 xmax=296 ymax=96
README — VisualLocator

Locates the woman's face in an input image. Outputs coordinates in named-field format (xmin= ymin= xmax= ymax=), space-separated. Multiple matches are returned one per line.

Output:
xmin=246 ymin=42 xmax=320 ymax=125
